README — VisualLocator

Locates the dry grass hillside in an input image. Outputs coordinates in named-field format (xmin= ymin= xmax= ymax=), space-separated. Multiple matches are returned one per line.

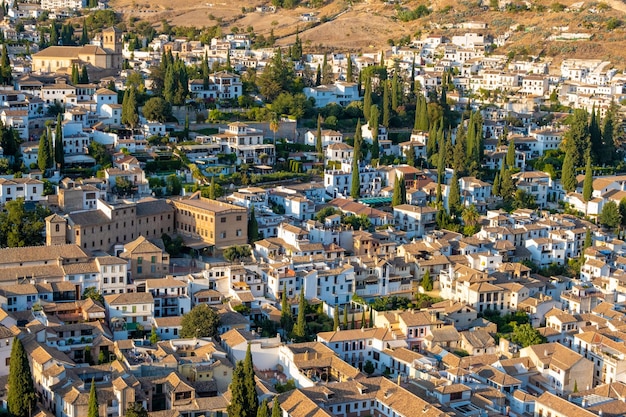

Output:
xmin=108 ymin=0 xmax=626 ymax=64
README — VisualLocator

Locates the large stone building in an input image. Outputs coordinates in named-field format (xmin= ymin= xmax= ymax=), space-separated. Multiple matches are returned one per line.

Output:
xmin=47 ymin=194 xmax=249 ymax=254
xmin=171 ymin=192 xmax=248 ymax=251
xmin=47 ymin=198 xmax=175 ymax=252
xmin=32 ymin=27 xmax=123 ymax=74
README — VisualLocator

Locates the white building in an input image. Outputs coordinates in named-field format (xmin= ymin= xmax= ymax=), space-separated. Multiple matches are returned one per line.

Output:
xmin=393 ymin=204 xmax=438 ymax=238
xmin=0 ymin=177 xmax=45 ymax=204
xmin=303 ymin=81 xmax=360 ymax=107
xmin=304 ymin=129 xmax=343 ymax=148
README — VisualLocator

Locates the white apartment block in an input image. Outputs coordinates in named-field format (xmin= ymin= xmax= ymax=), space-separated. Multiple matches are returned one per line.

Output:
xmin=0 ymin=177 xmax=45 ymax=204
xmin=303 ymin=82 xmax=360 ymax=107
xmin=324 ymin=163 xmax=383 ymax=198
xmin=41 ymin=0 xmax=86 ymax=10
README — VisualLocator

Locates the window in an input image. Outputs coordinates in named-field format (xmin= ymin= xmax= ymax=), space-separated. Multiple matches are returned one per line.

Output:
xmin=137 ymin=266 xmax=142 ymax=274
xmin=151 ymin=256 xmax=156 ymax=263
xmin=221 ymin=218 xmax=226 ymax=223
xmin=137 ymin=257 xmax=143 ymax=264
xmin=236 ymin=215 xmax=242 ymax=221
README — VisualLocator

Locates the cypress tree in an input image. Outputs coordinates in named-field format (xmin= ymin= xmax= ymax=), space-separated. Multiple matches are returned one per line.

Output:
xmin=346 ymin=53 xmax=353 ymax=83
xmin=315 ymin=113 xmax=322 ymax=154
xmin=493 ymin=171 xmax=501 ymax=197
xmin=248 ymin=206 xmax=259 ymax=243
xmin=351 ymin=120 xmax=362 ymax=199
xmin=243 ymin=344 xmax=258 ymax=417
xmin=391 ymin=174 xmax=403 ymax=207
xmin=209 ymin=175 xmax=216 ymax=200
xmin=506 ymin=138 xmax=515 ymax=169
xmin=280 ymin=284 xmax=293 ymax=335
xmin=583 ymin=154 xmax=593 ymax=203
xmin=80 ymin=65 xmax=89 ymax=84
xmin=227 ymin=363 xmax=247 ymax=417
xmin=88 ymin=378 xmax=98 ymax=417
xmin=0 ymin=43 xmax=10 ymax=85
xmin=391 ymin=71 xmax=399 ymax=110
xmin=589 ymin=105 xmax=602 ymax=164
xmin=293 ymin=287 xmax=306 ymax=340
xmin=369 ymin=308 xmax=373 ymax=328
xmin=370 ymin=105 xmax=380 ymax=160
xmin=50 ymin=23 xmax=59 ymax=46
xmin=453 ymin=121 xmax=467 ymax=175
xmin=333 ymin=306 xmax=339 ymax=331
xmin=382 ymin=80 xmax=391 ymax=128
xmin=448 ymin=171 xmax=460 ymax=215
xmin=563 ymin=109 xmax=590 ymax=168
xmin=562 ymin=149 xmax=577 ymax=193
xmin=7 ymin=338 xmax=35 ymax=417
xmin=343 ymin=305 xmax=348 ymax=329
xmin=38 ymin=129 xmax=51 ymax=172
xmin=257 ymin=399 xmax=269 ymax=417
xmin=122 ymin=87 xmax=139 ymax=129
xmin=55 ymin=111 xmax=64 ymax=170
xmin=363 ymin=77 xmax=372 ymax=122
xmin=271 ymin=397 xmax=281 ymax=417
xmin=315 ymin=64 xmax=321 ymax=86
xmin=351 ymin=311 xmax=355 ymax=329
xmin=603 ymin=101 xmax=617 ymax=160
xmin=361 ymin=309 xmax=366 ymax=328
xmin=500 ymin=169 xmax=516 ymax=202
xmin=71 ymin=64 xmax=79 ymax=85
xmin=80 ymin=20 xmax=89 ymax=46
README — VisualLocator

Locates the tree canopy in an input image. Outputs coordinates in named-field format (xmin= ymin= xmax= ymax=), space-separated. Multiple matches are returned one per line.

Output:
xmin=180 ymin=304 xmax=220 ymax=338
xmin=7 ymin=337 xmax=36 ymax=417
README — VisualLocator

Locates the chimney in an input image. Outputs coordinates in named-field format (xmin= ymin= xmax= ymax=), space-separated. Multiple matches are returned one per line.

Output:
xmin=397 ymin=375 xmax=402 ymax=386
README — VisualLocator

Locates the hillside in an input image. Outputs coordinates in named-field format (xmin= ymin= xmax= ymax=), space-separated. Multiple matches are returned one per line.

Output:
xmin=108 ymin=0 xmax=626 ymax=64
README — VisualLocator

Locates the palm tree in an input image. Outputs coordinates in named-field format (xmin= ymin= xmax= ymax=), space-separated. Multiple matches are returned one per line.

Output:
xmin=461 ymin=204 xmax=480 ymax=229
xmin=269 ymin=115 xmax=280 ymax=147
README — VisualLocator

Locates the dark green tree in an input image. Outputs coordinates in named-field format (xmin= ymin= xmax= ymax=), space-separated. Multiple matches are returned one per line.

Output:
xmin=363 ymin=76 xmax=372 ymax=122
xmin=37 ymin=129 xmax=53 ymax=171
xmin=243 ymin=344 xmax=258 ymax=417
xmin=88 ymin=378 xmax=98 ymax=417
xmin=54 ymin=113 xmax=64 ymax=170
xmin=315 ymin=113 xmax=322 ymax=154
xmin=248 ymin=206 xmax=259 ymax=243
xmin=71 ymin=64 xmax=79 ymax=85
xmin=506 ymin=138 xmax=515 ymax=169
xmin=346 ymin=53 xmax=353 ymax=83
xmin=227 ymin=363 xmax=248 ymax=417
xmin=370 ymin=104 xmax=380 ymax=160
xmin=80 ymin=20 xmax=89 ymax=45
xmin=0 ymin=200 xmax=49 ymax=247
xmin=589 ymin=106 xmax=602 ymax=164
xmin=50 ymin=22 xmax=59 ymax=46
xmin=180 ymin=304 xmax=220 ymax=338
xmin=382 ymin=80 xmax=391 ymax=128
xmin=0 ymin=44 xmax=11 ymax=85
xmin=582 ymin=154 xmax=593 ymax=203
xmin=510 ymin=323 xmax=546 ymax=347
xmin=602 ymin=101 xmax=618 ymax=160
xmin=391 ymin=174 xmax=404 ymax=207
xmin=142 ymin=97 xmax=171 ymax=123
xmin=7 ymin=337 xmax=35 ymax=417
xmin=421 ymin=270 xmax=433 ymax=291
xmin=333 ymin=306 xmax=339 ymax=331
xmin=563 ymin=109 xmax=590 ymax=168
xmin=271 ymin=397 xmax=281 ymax=417
xmin=448 ymin=171 xmax=460 ymax=216
xmin=82 ymin=287 xmax=104 ymax=304
xmin=600 ymin=201 xmax=621 ymax=231
xmin=351 ymin=121 xmax=362 ymax=199
xmin=293 ymin=287 xmax=306 ymax=340
xmin=414 ymin=93 xmax=429 ymax=131
xmin=280 ymin=284 xmax=293 ymax=335
xmin=258 ymin=48 xmax=295 ymax=102
xmin=257 ymin=399 xmax=269 ymax=417
xmin=122 ymin=87 xmax=139 ymax=129
xmin=561 ymin=149 xmax=577 ymax=193
xmin=125 ymin=403 xmax=148 ymax=417
xmin=342 ymin=305 xmax=348 ymax=329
